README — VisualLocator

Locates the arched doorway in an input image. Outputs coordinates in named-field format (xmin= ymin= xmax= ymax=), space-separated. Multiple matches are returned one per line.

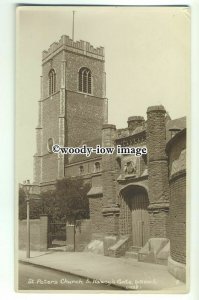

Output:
xmin=120 ymin=185 xmax=150 ymax=247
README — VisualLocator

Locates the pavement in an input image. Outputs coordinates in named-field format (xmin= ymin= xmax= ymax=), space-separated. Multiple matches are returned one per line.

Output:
xmin=18 ymin=250 xmax=187 ymax=292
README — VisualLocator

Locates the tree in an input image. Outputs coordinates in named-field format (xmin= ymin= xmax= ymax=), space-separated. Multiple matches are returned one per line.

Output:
xmin=18 ymin=177 xmax=91 ymax=221
xmin=41 ymin=177 xmax=91 ymax=222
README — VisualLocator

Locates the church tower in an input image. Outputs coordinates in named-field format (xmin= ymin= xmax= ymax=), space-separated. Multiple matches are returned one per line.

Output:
xmin=33 ymin=35 xmax=107 ymax=191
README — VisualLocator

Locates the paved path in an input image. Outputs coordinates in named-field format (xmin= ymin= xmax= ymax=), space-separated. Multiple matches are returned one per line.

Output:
xmin=18 ymin=262 xmax=122 ymax=290
xmin=18 ymin=250 xmax=186 ymax=292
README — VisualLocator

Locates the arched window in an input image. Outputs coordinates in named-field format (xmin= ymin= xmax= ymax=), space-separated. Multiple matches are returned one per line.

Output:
xmin=79 ymin=165 xmax=84 ymax=175
xmin=79 ymin=67 xmax=92 ymax=94
xmin=48 ymin=69 xmax=56 ymax=95
xmin=94 ymin=162 xmax=101 ymax=173
xmin=116 ymin=157 xmax=122 ymax=169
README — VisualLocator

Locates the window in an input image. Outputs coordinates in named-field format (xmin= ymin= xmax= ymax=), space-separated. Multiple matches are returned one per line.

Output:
xmin=79 ymin=67 xmax=92 ymax=94
xmin=79 ymin=165 xmax=84 ymax=175
xmin=116 ymin=157 xmax=122 ymax=169
xmin=94 ymin=162 xmax=101 ymax=173
xmin=47 ymin=138 xmax=54 ymax=153
xmin=48 ymin=69 xmax=56 ymax=95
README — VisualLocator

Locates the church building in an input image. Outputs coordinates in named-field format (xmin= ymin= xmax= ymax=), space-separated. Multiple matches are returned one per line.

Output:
xmin=33 ymin=35 xmax=187 ymax=282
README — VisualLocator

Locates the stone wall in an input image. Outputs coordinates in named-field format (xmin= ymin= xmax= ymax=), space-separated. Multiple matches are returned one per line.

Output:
xmin=66 ymin=219 xmax=92 ymax=251
xmin=19 ymin=219 xmax=40 ymax=251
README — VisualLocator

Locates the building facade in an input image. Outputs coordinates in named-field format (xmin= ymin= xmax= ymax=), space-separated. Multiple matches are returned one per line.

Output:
xmin=33 ymin=36 xmax=187 ymax=282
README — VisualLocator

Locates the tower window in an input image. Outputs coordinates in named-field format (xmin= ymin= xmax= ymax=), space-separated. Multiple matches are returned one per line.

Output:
xmin=79 ymin=67 xmax=92 ymax=94
xmin=47 ymin=138 xmax=54 ymax=153
xmin=48 ymin=69 xmax=56 ymax=95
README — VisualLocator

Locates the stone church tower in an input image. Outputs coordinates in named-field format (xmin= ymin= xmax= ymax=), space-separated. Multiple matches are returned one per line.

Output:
xmin=33 ymin=35 xmax=107 ymax=191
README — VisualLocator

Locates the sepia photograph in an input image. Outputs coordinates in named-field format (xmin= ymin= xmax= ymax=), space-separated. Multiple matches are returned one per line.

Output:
xmin=16 ymin=5 xmax=190 ymax=293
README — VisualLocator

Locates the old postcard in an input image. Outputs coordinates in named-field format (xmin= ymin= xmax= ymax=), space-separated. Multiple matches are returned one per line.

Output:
xmin=16 ymin=5 xmax=190 ymax=293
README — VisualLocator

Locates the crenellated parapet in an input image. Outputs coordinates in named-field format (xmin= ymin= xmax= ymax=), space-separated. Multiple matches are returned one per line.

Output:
xmin=42 ymin=35 xmax=105 ymax=62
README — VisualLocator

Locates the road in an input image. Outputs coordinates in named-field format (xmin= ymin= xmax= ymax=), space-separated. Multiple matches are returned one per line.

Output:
xmin=18 ymin=262 xmax=123 ymax=290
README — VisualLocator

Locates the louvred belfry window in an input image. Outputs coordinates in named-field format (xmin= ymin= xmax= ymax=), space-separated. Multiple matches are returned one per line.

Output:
xmin=48 ymin=69 xmax=56 ymax=95
xmin=79 ymin=67 xmax=92 ymax=94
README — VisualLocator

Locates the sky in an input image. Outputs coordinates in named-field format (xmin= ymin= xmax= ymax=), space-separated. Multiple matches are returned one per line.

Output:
xmin=16 ymin=6 xmax=190 ymax=183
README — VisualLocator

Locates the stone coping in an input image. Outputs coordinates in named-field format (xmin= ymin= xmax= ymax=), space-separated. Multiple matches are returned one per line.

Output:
xmin=147 ymin=105 xmax=166 ymax=113
xmin=128 ymin=116 xmax=145 ymax=122
xmin=102 ymin=124 xmax=116 ymax=130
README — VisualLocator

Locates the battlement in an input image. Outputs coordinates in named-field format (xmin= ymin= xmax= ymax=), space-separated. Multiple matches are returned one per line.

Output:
xmin=42 ymin=35 xmax=105 ymax=61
